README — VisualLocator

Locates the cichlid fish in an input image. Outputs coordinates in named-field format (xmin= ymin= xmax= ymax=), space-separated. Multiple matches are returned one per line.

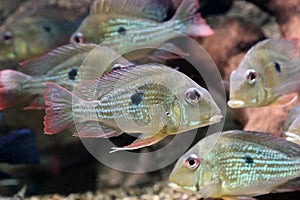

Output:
xmin=0 ymin=43 xmax=130 ymax=110
xmin=43 ymin=64 xmax=222 ymax=152
xmin=0 ymin=129 xmax=39 ymax=165
xmin=170 ymin=130 xmax=300 ymax=199
xmin=228 ymin=38 xmax=300 ymax=108
xmin=0 ymin=5 xmax=84 ymax=63
xmin=70 ymin=0 xmax=213 ymax=60
xmin=282 ymin=104 xmax=300 ymax=145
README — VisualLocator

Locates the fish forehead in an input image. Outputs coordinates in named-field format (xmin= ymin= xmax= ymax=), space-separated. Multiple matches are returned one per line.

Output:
xmin=76 ymin=15 xmax=157 ymax=39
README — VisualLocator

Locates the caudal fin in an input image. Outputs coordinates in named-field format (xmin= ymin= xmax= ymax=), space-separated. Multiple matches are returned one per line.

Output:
xmin=0 ymin=70 xmax=31 ymax=110
xmin=44 ymin=82 xmax=77 ymax=134
xmin=172 ymin=0 xmax=214 ymax=36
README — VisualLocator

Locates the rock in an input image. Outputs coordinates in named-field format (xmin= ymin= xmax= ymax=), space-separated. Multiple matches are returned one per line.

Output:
xmin=247 ymin=0 xmax=300 ymax=38
xmin=202 ymin=17 xmax=264 ymax=78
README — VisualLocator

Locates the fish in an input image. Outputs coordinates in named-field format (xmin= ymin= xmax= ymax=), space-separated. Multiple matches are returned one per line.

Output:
xmin=0 ymin=43 xmax=130 ymax=110
xmin=228 ymin=38 xmax=300 ymax=108
xmin=169 ymin=130 xmax=300 ymax=199
xmin=0 ymin=129 xmax=39 ymax=165
xmin=43 ymin=64 xmax=222 ymax=152
xmin=70 ymin=0 xmax=213 ymax=60
xmin=282 ymin=104 xmax=300 ymax=145
xmin=0 ymin=4 xmax=85 ymax=63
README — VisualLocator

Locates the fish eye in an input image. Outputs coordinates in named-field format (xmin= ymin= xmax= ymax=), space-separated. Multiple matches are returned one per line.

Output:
xmin=2 ymin=30 xmax=13 ymax=44
xmin=185 ymin=88 xmax=201 ymax=104
xmin=246 ymin=69 xmax=257 ymax=84
xmin=112 ymin=63 xmax=126 ymax=70
xmin=71 ymin=32 xmax=84 ymax=43
xmin=185 ymin=154 xmax=200 ymax=169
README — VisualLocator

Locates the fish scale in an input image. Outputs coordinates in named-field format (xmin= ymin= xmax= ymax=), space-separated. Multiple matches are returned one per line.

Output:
xmin=170 ymin=130 xmax=300 ymax=198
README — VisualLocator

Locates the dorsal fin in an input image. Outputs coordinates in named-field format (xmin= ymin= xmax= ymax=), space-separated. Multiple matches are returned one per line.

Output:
xmin=19 ymin=43 xmax=98 ymax=75
xmin=74 ymin=64 xmax=180 ymax=101
xmin=222 ymin=130 xmax=300 ymax=158
xmin=90 ymin=0 xmax=172 ymax=22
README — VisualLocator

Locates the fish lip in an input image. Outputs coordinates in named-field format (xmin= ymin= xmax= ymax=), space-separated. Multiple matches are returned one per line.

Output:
xmin=209 ymin=115 xmax=223 ymax=124
xmin=227 ymin=100 xmax=245 ymax=108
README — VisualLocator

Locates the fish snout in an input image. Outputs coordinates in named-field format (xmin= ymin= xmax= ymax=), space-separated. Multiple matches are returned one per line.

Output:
xmin=209 ymin=115 xmax=223 ymax=124
xmin=227 ymin=100 xmax=245 ymax=108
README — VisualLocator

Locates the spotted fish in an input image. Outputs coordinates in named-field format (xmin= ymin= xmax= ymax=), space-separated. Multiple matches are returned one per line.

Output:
xmin=43 ymin=64 xmax=222 ymax=152
xmin=170 ymin=130 xmax=300 ymax=199
xmin=228 ymin=38 xmax=300 ymax=108
xmin=0 ymin=43 xmax=129 ymax=110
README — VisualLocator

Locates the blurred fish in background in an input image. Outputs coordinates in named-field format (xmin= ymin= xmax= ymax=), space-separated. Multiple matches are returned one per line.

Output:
xmin=0 ymin=127 xmax=39 ymax=196
xmin=0 ymin=43 xmax=115 ymax=110
xmin=0 ymin=0 xmax=91 ymax=67
xmin=70 ymin=0 xmax=213 ymax=61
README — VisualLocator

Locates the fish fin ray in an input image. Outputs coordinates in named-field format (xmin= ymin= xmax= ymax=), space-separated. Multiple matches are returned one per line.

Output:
xmin=73 ymin=121 xmax=122 ymax=138
xmin=222 ymin=130 xmax=300 ymax=158
xmin=0 ymin=70 xmax=31 ymax=110
xmin=23 ymin=95 xmax=46 ymax=110
xmin=75 ymin=64 xmax=178 ymax=100
xmin=171 ymin=0 xmax=213 ymax=36
xmin=20 ymin=43 xmax=97 ymax=75
xmin=43 ymin=82 xmax=76 ymax=134
xmin=272 ymin=177 xmax=300 ymax=193
xmin=90 ymin=0 xmax=170 ymax=22
xmin=148 ymin=42 xmax=189 ymax=61
xmin=109 ymin=133 xmax=166 ymax=153
xmin=269 ymin=93 xmax=298 ymax=107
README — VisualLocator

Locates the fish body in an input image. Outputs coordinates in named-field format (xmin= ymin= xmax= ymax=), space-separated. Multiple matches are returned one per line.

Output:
xmin=0 ymin=6 xmax=84 ymax=63
xmin=0 ymin=43 xmax=129 ymax=110
xmin=70 ymin=0 xmax=213 ymax=60
xmin=44 ymin=64 xmax=222 ymax=151
xmin=228 ymin=38 xmax=300 ymax=108
xmin=170 ymin=130 xmax=300 ymax=199
xmin=282 ymin=104 xmax=300 ymax=144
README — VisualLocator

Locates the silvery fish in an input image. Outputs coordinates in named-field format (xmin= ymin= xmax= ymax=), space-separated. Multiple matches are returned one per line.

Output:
xmin=228 ymin=38 xmax=300 ymax=108
xmin=70 ymin=0 xmax=213 ymax=60
xmin=282 ymin=104 xmax=300 ymax=145
xmin=0 ymin=43 xmax=129 ymax=110
xmin=170 ymin=130 xmax=300 ymax=200
xmin=0 ymin=4 xmax=85 ymax=63
xmin=43 ymin=64 xmax=222 ymax=152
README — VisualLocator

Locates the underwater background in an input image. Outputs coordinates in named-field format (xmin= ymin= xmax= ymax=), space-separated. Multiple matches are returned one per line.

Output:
xmin=0 ymin=0 xmax=300 ymax=199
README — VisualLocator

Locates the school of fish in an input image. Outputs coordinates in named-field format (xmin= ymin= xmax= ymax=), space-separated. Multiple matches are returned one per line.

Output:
xmin=0 ymin=0 xmax=300 ymax=199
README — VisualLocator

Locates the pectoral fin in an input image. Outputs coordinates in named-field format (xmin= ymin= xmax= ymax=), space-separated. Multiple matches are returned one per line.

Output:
xmin=109 ymin=133 xmax=167 ymax=153
xmin=270 ymin=93 xmax=298 ymax=107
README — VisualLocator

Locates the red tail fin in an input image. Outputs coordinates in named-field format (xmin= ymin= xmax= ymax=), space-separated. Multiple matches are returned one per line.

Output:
xmin=0 ymin=70 xmax=31 ymax=110
xmin=172 ymin=0 xmax=214 ymax=37
xmin=44 ymin=82 xmax=76 ymax=134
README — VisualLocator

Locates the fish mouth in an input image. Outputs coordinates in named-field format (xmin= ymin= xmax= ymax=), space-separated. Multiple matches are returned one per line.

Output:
xmin=227 ymin=100 xmax=245 ymax=108
xmin=209 ymin=115 xmax=223 ymax=124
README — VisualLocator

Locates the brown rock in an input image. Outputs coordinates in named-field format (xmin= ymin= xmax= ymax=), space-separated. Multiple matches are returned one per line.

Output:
xmin=202 ymin=17 xmax=264 ymax=78
xmin=247 ymin=0 xmax=300 ymax=38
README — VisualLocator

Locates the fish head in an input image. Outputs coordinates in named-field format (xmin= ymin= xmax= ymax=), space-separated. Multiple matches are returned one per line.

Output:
xmin=228 ymin=67 xmax=267 ymax=108
xmin=169 ymin=147 xmax=201 ymax=191
xmin=70 ymin=15 xmax=100 ymax=44
xmin=170 ymin=132 xmax=221 ymax=195
xmin=175 ymin=85 xmax=222 ymax=131
xmin=228 ymin=38 xmax=298 ymax=108
xmin=0 ymin=29 xmax=19 ymax=61
xmin=0 ymin=17 xmax=66 ymax=61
